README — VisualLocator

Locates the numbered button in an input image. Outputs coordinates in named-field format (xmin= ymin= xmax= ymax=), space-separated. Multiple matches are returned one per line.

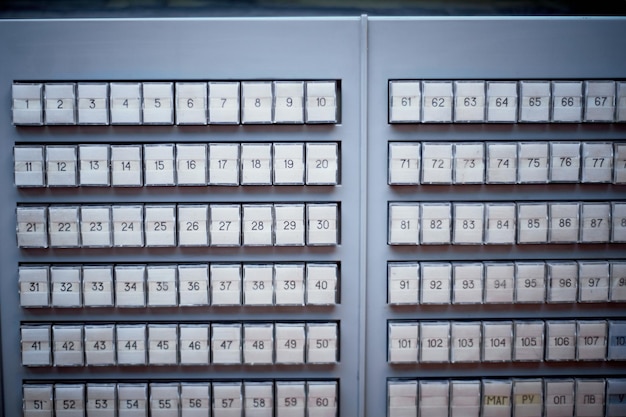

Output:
xmin=12 ymin=83 xmax=43 ymax=125
xmin=110 ymin=82 xmax=142 ymax=125
xmin=242 ymin=82 xmax=273 ymax=124
xmin=17 ymin=206 xmax=48 ymax=248
xmin=116 ymin=325 xmax=147 ymax=365
xmin=44 ymin=83 xmax=76 ymax=125
xmin=518 ymin=142 xmax=549 ymax=183
xmin=209 ymin=205 xmax=241 ymax=246
xmin=453 ymin=142 xmax=484 ymax=184
xmin=14 ymin=145 xmax=45 ymax=187
xmin=208 ymin=82 xmax=240 ymax=124
xmin=142 ymin=82 xmax=174 ymax=124
xmin=546 ymin=321 xmax=576 ymax=361
xmin=244 ymin=382 xmax=274 ymax=416
xmin=273 ymin=81 xmax=304 ymax=124
xmin=306 ymin=142 xmax=339 ymax=185
xmin=52 ymin=325 xmax=84 ymax=366
xmin=144 ymin=144 xmax=175 ymax=186
xmin=48 ymin=206 xmax=80 ymax=248
xmin=144 ymin=205 xmax=176 ymax=247
xmin=486 ymin=142 xmax=517 ymax=184
xmin=550 ymin=142 xmax=580 ymax=182
xmin=582 ymin=142 xmax=613 ymax=183
xmin=210 ymin=264 xmax=241 ymax=306
xmin=179 ymin=325 xmax=210 ymax=365
xmin=422 ymin=81 xmax=453 ymax=122
xmin=552 ymin=81 xmax=583 ymax=122
xmin=114 ymin=265 xmax=146 ymax=307
xmin=486 ymin=81 xmax=518 ymax=122
xmin=148 ymin=325 xmax=178 ymax=365
xmin=175 ymin=82 xmax=207 ymax=125
xmin=19 ymin=265 xmax=50 ymax=308
xmin=454 ymin=81 xmax=485 ymax=122
xmin=305 ymin=81 xmax=338 ymax=124
xmin=212 ymin=382 xmax=242 ymax=417
xmin=178 ymin=264 xmax=209 ymax=306
xmin=21 ymin=325 xmax=52 ymax=366
xmin=388 ymin=142 xmax=420 ymax=185
xmin=388 ymin=262 xmax=419 ymax=305
xmin=111 ymin=145 xmax=143 ymax=187
xmin=421 ymin=143 xmax=452 ymax=184
xmin=82 ymin=265 xmax=114 ymax=307
xmin=50 ymin=266 xmax=82 ymax=307
xmin=241 ymin=143 xmax=272 ymax=185
xmin=389 ymin=81 xmax=421 ymax=123
xmin=482 ymin=322 xmax=513 ymax=362
xmin=46 ymin=145 xmax=77 ymax=187
xmin=306 ymin=204 xmax=339 ymax=246
xmin=519 ymin=81 xmax=550 ymax=122
xmin=275 ymin=323 xmax=306 ymax=364
xmin=150 ymin=383 xmax=180 ymax=417
xmin=79 ymin=144 xmax=110 ymax=186
xmin=86 ymin=384 xmax=117 ymax=417
xmin=176 ymin=144 xmax=207 ymax=185
xmin=243 ymin=264 xmax=274 ymax=306
xmin=84 ymin=325 xmax=115 ymax=366
xmin=117 ymin=384 xmax=148 ymax=416
xmin=276 ymin=382 xmax=306 ymax=417
xmin=147 ymin=265 xmax=177 ymax=306
xmin=243 ymin=324 xmax=274 ymax=365
xmin=54 ymin=384 xmax=85 ymax=417
xmin=273 ymin=143 xmax=305 ymax=185
xmin=77 ymin=83 xmax=109 ymax=125
xmin=585 ymin=80 xmax=616 ymax=122
xmin=208 ymin=143 xmax=239 ymax=185
xmin=306 ymin=323 xmax=338 ymax=364
xmin=211 ymin=324 xmax=242 ymax=364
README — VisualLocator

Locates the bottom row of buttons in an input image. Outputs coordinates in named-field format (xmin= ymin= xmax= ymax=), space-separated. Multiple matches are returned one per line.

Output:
xmin=388 ymin=378 xmax=624 ymax=417
xmin=23 ymin=380 xmax=338 ymax=417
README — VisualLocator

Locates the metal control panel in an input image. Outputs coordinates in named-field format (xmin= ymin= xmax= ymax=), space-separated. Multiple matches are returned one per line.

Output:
xmin=1 ymin=16 xmax=626 ymax=417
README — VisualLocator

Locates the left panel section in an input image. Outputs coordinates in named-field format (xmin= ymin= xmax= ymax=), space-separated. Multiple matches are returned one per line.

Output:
xmin=0 ymin=18 xmax=362 ymax=417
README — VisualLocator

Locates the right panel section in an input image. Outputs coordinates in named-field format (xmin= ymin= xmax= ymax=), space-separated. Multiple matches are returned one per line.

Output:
xmin=366 ymin=18 xmax=626 ymax=417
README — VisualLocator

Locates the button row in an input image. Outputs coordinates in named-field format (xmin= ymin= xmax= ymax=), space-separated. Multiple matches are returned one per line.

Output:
xmin=388 ymin=141 xmax=626 ymax=185
xmin=388 ymin=378 xmax=624 ymax=417
xmin=19 ymin=262 xmax=339 ymax=308
xmin=12 ymin=81 xmax=339 ymax=125
xmin=388 ymin=201 xmax=626 ymax=245
xmin=388 ymin=260 xmax=626 ymax=305
xmin=388 ymin=319 xmax=625 ymax=364
xmin=389 ymin=79 xmax=626 ymax=123
xmin=14 ymin=142 xmax=340 ymax=187
xmin=17 ymin=203 xmax=340 ymax=248
xmin=23 ymin=380 xmax=338 ymax=417
xmin=21 ymin=321 xmax=339 ymax=367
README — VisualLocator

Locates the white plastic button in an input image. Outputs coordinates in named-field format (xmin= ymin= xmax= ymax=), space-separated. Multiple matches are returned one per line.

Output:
xmin=54 ymin=384 xmax=85 ymax=417
xmin=84 ymin=325 xmax=115 ymax=365
xmin=420 ymin=203 xmax=451 ymax=244
xmin=484 ymin=263 xmax=514 ymax=304
xmin=176 ymin=82 xmax=207 ymax=125
xmin=148 ymin=324 xmax=178 ymax=365
xmin=211 ymin=323 xmax=242 ymax=364
xmin=578 ymin=261 xmax=610 ymax=303
xmin=144 ymin=144 xmax=175 ymax=186
xmin=388 ymin=262 xmax=419 ymax=305
xmin=52 ymin=325 xmax=84 ymax=366
xmin=178 ymin=264 xmax=209 ymax=306
xmin=243 ymin=323 xmax=274 ymax=365
xmin=209 ymin=205 xmax=241 ymax=246
xmin=212 ymin=382 xmax=243 ymax=417
xmin=144 ymin=205 xmax=176 ymax=247
xmin=451 ymin=322 xmax=481 ymax=363
xmin=575 ymin=380 xmax=606 ymax=417
xmin=12 ymin=83 xmax=43 ymax=125
xmin=243 ymin=264 xmax=274 ymax=306
xmin=306 ymin=263 xmax=338 ymax=305
xmin=244 ymin=382 xmax=274 ymax=416
xmin=482 ymin=322 xmax=513 ymax=362
xmin=482 ymin=380 xmax=512 ymax=417
xmin=307 ymin=381 xmax=337 ymax=417
xmin=419 ymin=322 xmax=450 ymax=363
xmin=608 ymin=321 xmax=626 ymax=360
xmin=241 ymin=143 xmax=272 ymax=185
xmin=50 ymin=266 xmax=82 ymax=307
xmin=116 ymin=325 xmax=147 ymax=365
xmin=388 ymin=203 xmax=419 ymax=245
xmin=112 ymin=205 xmax=144 ymax=247
xmin=242 ymin=205 xmax=273 ymax=246
xmin=82 ymin=265 xmax=114 ymax=307
xmin=549 ymin=142 xmax=581 ymax=182
xmin=21 ymin=325 xmax=52 ymax=366
xmin=618 ymin=82 xmax=626 ymax=122
xmin=450 ymin=380 xmax=480 ymax=417
xmin=19 ymin=265 xmax=50 ymax=307
xmin=515 ymin=263 xmax=546 ymax=303
xmin=306 ymin=203 xmax=338 ymax=246
xmin=420 ymin=263 xmax=451 ymax=304
xmin=276 ymin=382 xmax=306 ymax=416
xmin=17 ymin=206 xmax=48 ymax=248
xmin=44 ymin=83 xmax=76 ymax=125
xmin=208 ymin=143 xmax=240 ymax=185
xmin=117 ymin=384 xmax=148 ymax=416
xmin=454 ymin=81 xmax=486 ymax=122
xmin=513 ymin=379 xmax=543 ymax=417
xmin=518 ymin=142 xmax=549 ymax=183
xmin=452 ymin=263 xmax=483 ymax=304
xmin=208 ymin=82 xmax=240 ymax=124
xmin=519 ymin=81 xmax=550 ymax=122
xmin=513 ymin=321 xmax=544 ymax=362
xmin=421 ymin=143 xmax=453 ymax=184
xmin=452 ymin=203 xmax=484 ymax=245
xmin=150 ymin=383 xmax=180 ymax=417
xmin=46 ymin=145 xmax=77 ymax=187
xmin=517 ymin=203 xmax=548 ymax=244
xmin=305 ymin=81 xmax=338 ymax=123
xmin=80 ymin=206 xmax=111 ymax=247
xmin=86 ymin=384 xmax=117 ymax=417
xmin=418 ymin=381 xmax=449 ymax=417
xmin=582 ymin=142 xmax=613 ymax=183
xmin=389 ymin=81 xmax=421 ymax=123
xmin=544 ymin=379 xmax=575 ymax=415
xmin=79 ymin=144 xmax=109 ymax=186
xmin=110 ymin=82 xmax=142 ymax=125
xmin=77 ymin=83 xmax=109 ymax=125
xmin=242 ymin=82 xmax=273 ymax=124
xmin=274 ymin=204 xmax=305 ymax=246
xmin=547 ymin=262 xmax=578 ymax=303
xmin=612 ymin=203 xmax=626 ymax=242
xmin=388 ymin=322 xmax=418 ymax=363
xmin=177 ymin=205 xmax=208 ymax=247
xmin=453 ymin=142 xmax=484 ymax=184
xmin=484 ymin=203 xmax=516 ymax=244
xmin=585 ymin=81 xmax=616 ymax=122
xmin=142 ymin=82 xmax=174 ymax=124
xmin=486 ymin=142 xmax=517 ymax=184
xmin=179 ymin=324 xmax=209 ymax=365
xmin=486 ymin=81 xmax=518 ymax=122
xmin=306 ymin=322 xmax=338 ymax=364
xmin=176 ymin=144 xmax=207 ymax=185
xmin=549 ymin=203 xmax=579 ymax=243
xmin=111 ymin=145 xmax=143 ymax=187
xmin=275 ymin=323 xmax=306 ymax=364
xmin=577 ymin=321 xmax=608 ymax=361
xmin=581 ymin=202 xmax=610 ymax=243
xmin=180 ymin=383 xmax=211 ymax=415
xmin=552 ymin=81 xmax=583 ymax=122
xmin=147 ymin=265 xmax=177 ymax=306
xmin=610 ymin=262 xmax=626 ymax=302
xmin=114 ymin=265 xmax=146 ymax=307
xmin=274 ymin=264 xmax=305 ymax=306
xmin=273 ymin=143 xmax=305 ymax=185
xmin=614 ymin=143 xmax=626 ymax=184
xmin=210 ymin=264 xmax=241 ymax=306
xmin=422 ymin=81 xmax=453 ymax=122
xmin=273 ymin=81 xmax=304 ymax=123
xmin=388 ymin=142 xmax=420 ymax=184
xmin=14 ymin=146 xmax=45 ymax=187
xmin=306 ymin=142 xmax=339 ymax=185
xmin=48 ymin=206 xmax=80 ymax=247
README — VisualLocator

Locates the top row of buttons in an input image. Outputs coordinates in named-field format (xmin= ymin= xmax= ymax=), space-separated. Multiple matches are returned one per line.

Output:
xmin=389 ymin=80 xmax=626 ymax=123
xmin=11 ymin=81 xmax=339 ymax=126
